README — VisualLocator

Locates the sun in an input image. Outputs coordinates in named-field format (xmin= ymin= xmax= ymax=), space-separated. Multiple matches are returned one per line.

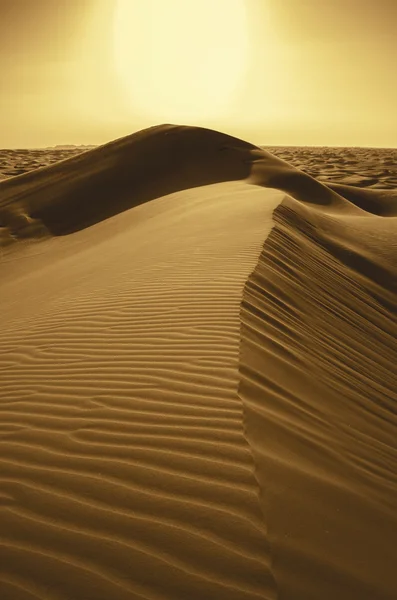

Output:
xmin=113 ymin=0 xmax=248 ymax=122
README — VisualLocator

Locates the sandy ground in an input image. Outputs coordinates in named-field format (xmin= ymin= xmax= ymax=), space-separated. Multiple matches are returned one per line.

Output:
xmin=0 ymin=147 xmax=96 ymax=181
xmin=265 ymin=146 xmax=397 ymax=190
xmin=0 ymin=125 xmax=396 ymax=599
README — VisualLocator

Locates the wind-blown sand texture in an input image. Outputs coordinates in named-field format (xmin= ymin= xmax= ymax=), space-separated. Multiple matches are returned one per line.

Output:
xmin=0 ymin=147 xmax=95 ymax=181
xmin=265 ymin=146 xmax=397 ymax=190
xmin=0 ymin=125 xmax=396 ymax=599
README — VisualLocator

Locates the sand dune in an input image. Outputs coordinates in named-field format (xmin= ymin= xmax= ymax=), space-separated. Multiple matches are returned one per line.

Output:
xmin=240 ymin=148 xmax=397 ymax=599
xmin=0 ymin=125 xmax=257 ymax=238
xmin=0 ymin=125 xmax=396 ymax=599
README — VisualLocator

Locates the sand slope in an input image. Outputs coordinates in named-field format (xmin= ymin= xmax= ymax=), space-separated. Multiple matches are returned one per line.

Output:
xmin=240 ymin=149 xmax=397 ymax=599
xmin=0 ymin=125 xmax=257 ymax=238
xmin=0 ymin=124 xmax=396 ymax=599
xmin=0 ymin=129 xmax=282 ymax=598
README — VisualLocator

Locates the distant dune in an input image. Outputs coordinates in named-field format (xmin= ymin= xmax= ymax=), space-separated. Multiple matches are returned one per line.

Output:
xmin=52 ymin=145 xmax=95 ymax=149
xmin=0 ymin=124 xmax=396 ymax=599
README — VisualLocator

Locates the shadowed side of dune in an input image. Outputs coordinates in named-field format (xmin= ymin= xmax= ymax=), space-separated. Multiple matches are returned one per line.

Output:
xmin=1 ymin=124 xmax=394 ymax=242
xmin=243 ymin=146 xmax=397 ymax=294
xmin=239 ymin=156 xmax=397 ymax=599
xmin=326 ymin=182 xmax=397 ymax=216
xmin=0 ymin=125 xmax=257 ymax=238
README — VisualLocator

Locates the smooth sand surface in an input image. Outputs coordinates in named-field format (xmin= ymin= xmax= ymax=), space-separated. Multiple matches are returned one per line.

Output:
xmin=0 ymin=125 xmax=396 ymax=599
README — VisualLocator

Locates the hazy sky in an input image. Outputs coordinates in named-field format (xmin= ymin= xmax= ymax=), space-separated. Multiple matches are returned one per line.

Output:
xmin=0 ymin=0 xmax=396 ymax=147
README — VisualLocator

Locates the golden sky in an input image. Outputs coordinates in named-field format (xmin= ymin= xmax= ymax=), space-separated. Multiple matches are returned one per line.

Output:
xmin=1 ymin=0 xmax=396 ymax=148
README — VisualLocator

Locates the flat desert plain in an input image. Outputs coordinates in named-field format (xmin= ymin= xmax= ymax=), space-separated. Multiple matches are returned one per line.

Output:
xmin=0 ymin=125 xmax=396 ymax=600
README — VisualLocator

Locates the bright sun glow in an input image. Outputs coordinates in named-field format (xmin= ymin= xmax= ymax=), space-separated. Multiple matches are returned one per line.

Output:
xmin=113 ymin=0 xmax=248 ymax=122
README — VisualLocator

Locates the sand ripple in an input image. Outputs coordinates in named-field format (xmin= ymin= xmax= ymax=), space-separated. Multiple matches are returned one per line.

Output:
xmin=0 ymin=182 xmax=281 ymax=599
